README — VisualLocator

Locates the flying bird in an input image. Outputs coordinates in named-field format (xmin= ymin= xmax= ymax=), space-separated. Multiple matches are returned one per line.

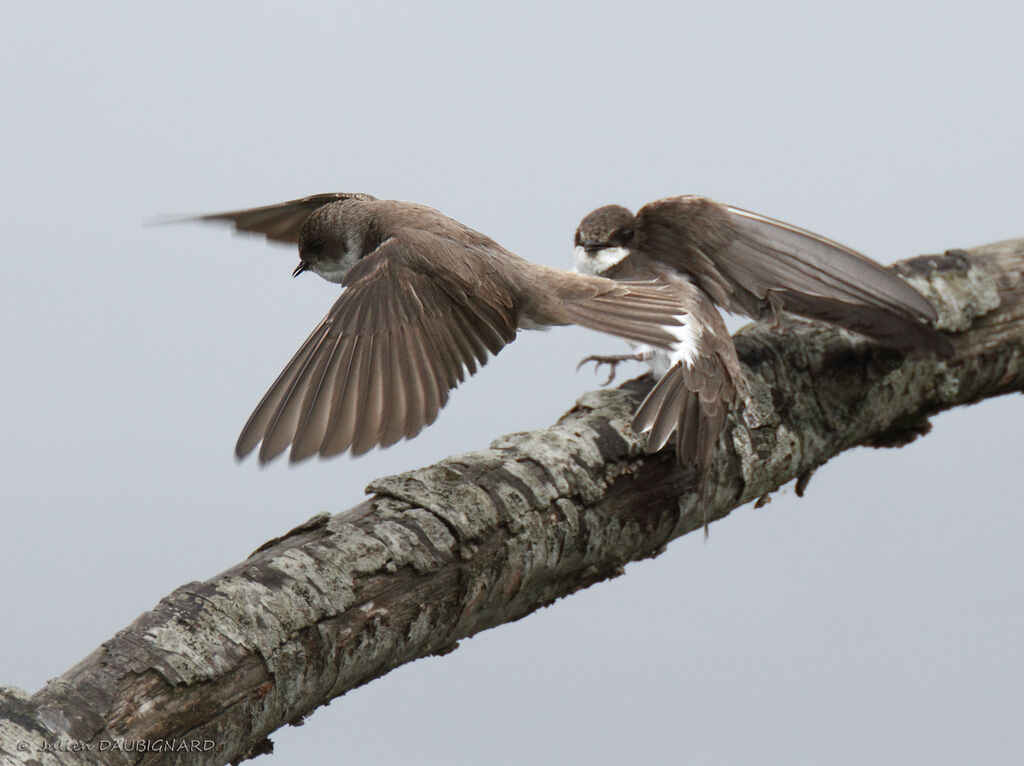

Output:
xmin=573 ymin=195 xmax=953 ymax=529
xmin=187 ymin=193 xmax=690 ymax=463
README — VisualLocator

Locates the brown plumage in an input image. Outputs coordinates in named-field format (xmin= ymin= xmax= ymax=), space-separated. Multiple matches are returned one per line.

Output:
xmin=577 ymin=196 xmax=953 ymax=357
xmin=188 ymin=194 xmax=690 ymax=463
xmin=574 ymin=195 xmax=953 ymax=533
xmin=630 ymin=281 xmax=743 ymax=528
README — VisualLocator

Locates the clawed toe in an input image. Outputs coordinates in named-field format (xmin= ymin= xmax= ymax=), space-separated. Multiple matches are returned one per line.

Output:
xmin=576 ymin=354 xmax=631 ymax=386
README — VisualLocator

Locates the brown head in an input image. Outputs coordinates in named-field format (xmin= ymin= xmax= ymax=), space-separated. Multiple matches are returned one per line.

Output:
xmin=294 ymin=199 xmax=378 ymax=283
xmin=573 ymin=205 xmax=637 ymax=276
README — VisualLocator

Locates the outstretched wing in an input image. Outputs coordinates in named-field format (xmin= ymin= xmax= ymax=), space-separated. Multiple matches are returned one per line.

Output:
xmin=237 ymin=229 xmax=519 ymax=463
xmin=636 ymin=196 xmax=952 ymax=356
xmin=630 ymin=300 xmax=741 ymax=536
xmin=193 ymin=193 xmax=377 ymax=244
xmin=544 ymin=270 xmax=692 ymax=350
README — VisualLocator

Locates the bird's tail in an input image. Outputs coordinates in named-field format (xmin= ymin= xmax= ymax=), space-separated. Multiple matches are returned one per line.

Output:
xmin=633 ymin=361 xmax=732 ymax=538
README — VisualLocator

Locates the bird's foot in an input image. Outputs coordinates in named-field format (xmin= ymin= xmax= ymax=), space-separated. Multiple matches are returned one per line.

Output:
xmin=575 ymin=353 xmax=645 ymax=386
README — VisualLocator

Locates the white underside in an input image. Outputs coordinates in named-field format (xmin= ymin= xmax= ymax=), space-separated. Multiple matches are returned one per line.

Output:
xmin=573 ymin=245 xmax=630 ymax=276
xmin=666 ymin=314 xmax=701 ymax=369
xmin=634 ymin=313 xmax=700 ymax=379
xmin=573 ymin=245 xmax=701 ymax=378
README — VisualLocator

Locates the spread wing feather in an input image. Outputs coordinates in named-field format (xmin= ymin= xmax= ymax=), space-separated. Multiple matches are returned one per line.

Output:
xmin=236 ymin=232 xmax=519 ymax=462
xmin=194 ymin=193 xmax=377 ymax=244
xmin=725 ymin=205 xmax=937 ymax=321
xmin=636 ymin=197 xmax=951 ymax=356
xmin=559 ymin=285 xmax=686 ymax=349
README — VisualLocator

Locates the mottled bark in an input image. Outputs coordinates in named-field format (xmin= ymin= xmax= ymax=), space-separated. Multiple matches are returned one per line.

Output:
xmin=2 ymin=239 xmax=1022 ymax=766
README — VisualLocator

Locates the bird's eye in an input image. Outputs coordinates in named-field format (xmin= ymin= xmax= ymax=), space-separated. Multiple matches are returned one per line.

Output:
xmin=613 ymin=228 xmax=634 ymax=244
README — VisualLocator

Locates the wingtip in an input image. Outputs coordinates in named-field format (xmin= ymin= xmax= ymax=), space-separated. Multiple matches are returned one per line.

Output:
xmin=287 ymin=435 xmax=324 ymax=463
xmin=900 ymin=324 xmax=955 ymax=359
xmin=146 ymin=211 xmax=248 ymax=230
xmin=144 ymin=213 xmax=199 ymax=229
xmin=258 ymin=438 xmax=291 ymax=465
xmin=235 ymin=430 xmax=261 ymax=461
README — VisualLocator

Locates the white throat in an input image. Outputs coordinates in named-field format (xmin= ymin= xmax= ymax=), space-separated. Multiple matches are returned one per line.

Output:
xmin=573 ymin=245 xmax=630 ymax=276
xmin=310 ymin=249 xmax=361 ymax=284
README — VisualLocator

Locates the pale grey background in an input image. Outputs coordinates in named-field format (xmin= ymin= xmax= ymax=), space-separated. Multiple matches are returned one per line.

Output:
xmin=1 ymin=2 xmax=1022 ymax=764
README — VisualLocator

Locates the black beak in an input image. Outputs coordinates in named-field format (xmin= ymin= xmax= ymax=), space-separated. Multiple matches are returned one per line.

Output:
xmin=582 ymin=240 xmax=604 ymax=252
xmin=292 ymin=261 xmax=309 ymax=278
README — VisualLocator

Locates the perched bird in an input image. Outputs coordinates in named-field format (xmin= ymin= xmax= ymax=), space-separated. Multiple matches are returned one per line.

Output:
xmin=573 ymin=195 xmax=953 ymax=529
xmin=187 ymin=193 xmax=690 ymax=463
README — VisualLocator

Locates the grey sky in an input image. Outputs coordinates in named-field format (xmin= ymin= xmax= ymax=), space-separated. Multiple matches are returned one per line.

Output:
xmin=1 ymin=2 xmax=1021 ymax=764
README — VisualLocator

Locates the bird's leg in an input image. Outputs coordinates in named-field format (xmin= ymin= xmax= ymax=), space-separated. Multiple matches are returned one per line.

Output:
xmin=765 ymin=292 xmax=787 ymax=330
xmin=576 ymin=352 xmax=647 ymax=386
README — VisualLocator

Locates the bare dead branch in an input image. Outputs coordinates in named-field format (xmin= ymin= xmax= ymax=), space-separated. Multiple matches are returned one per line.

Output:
xmin=2 ymin=239 xmax=1022 ymax=766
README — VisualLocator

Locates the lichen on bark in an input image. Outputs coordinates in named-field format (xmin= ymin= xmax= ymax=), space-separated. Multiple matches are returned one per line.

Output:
xmin=1 ymin=240 xmax=1022 ymax=766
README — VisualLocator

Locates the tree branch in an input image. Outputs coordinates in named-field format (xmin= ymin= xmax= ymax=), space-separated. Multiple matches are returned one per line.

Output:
xmin=2 ymin=239 xmax=1022 ymax=766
